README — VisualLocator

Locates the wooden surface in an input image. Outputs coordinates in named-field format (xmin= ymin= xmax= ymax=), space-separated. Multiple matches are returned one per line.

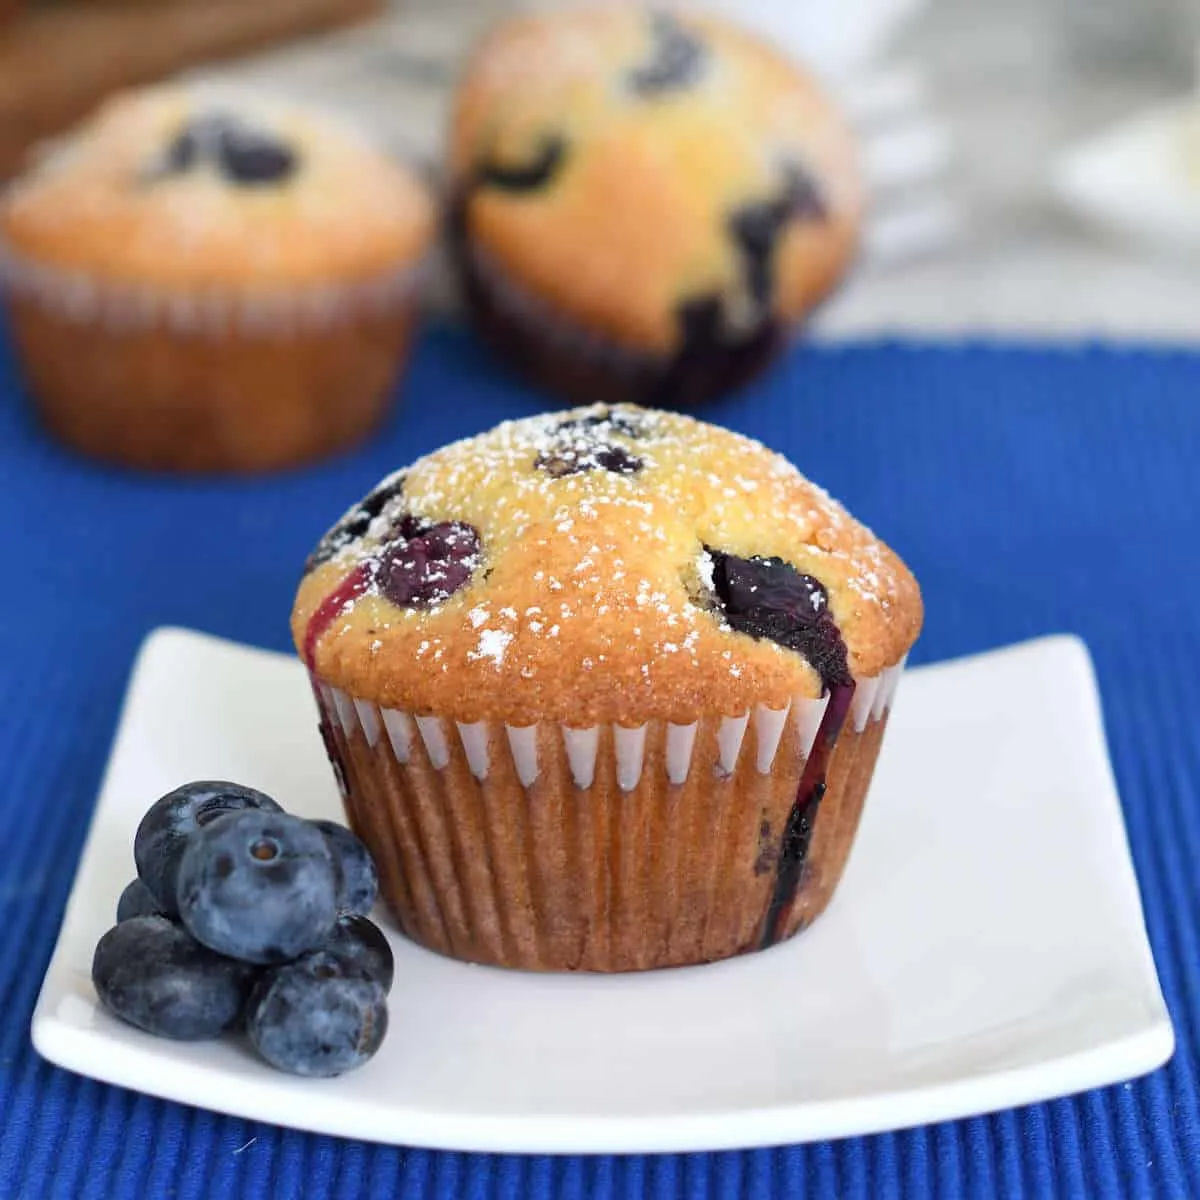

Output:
xmin=0 ymin=0 xmax=382 ymax=180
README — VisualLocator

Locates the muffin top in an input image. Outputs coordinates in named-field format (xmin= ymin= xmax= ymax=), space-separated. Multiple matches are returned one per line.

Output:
xmin=449 ymin=5 xmax=861 ymax=357
xmin=292 ymin=405 xmax=921 ymax=726
xmin=0 ymin=85 xmax=434 ymax=291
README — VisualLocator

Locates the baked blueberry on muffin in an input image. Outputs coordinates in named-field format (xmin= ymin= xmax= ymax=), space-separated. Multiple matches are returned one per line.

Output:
xmin=0 ymin=85 xmax=435 ymax=472
xmin=293 ymin=405 xmax=921 ymax=972
xmin=448 ymin=6 xmax=861 ymax=408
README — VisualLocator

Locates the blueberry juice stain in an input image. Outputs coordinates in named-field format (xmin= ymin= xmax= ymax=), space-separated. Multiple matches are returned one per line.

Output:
xmin=758 ymin=677 xmax=854 ymax=949
xmin=302 ymin=563 xmax=374 ymax=668
xmin=704 ymin=550 xmax=855 ymax=950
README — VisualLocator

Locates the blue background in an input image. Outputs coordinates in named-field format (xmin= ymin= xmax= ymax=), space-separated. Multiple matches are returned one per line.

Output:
xmin=0 ymin=325 xmax=1196 ymax=1197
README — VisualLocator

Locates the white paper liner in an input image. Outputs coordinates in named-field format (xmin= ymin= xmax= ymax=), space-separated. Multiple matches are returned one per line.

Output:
xmin=315 ymin=659 xmax=907 ymax=791
xmin=665 ymin=721 xmax=699 ymax=785
xmin=715 ymin=712 xmax=751 ymax=779
xmin=0 ymin=236 xmax=428 ymax=336
xmin=381 ymin=708 xmax=413 ymax=764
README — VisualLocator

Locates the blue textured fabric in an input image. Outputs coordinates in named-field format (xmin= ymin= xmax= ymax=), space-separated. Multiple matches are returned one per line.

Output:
xmin=0 ymin=324 xmax=1196 ymax=1199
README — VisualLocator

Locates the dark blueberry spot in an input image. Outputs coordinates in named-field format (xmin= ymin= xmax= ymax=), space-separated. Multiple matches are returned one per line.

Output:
xmin=705 ymin=550 xmax=851 ymax=690
xmin=535 ymin=409 xmax=645 ymax=477
xmin=218 ymin=131 xmax=296 ymax=185
xmin=727 ymin=163 xmax=827 ymax=309
xmin=677 ymin=294 xmax=726 ymax=347
xmin=781 ymin=161 xmax=828 ymax=224
xmin=245 ymin=948 xmax=388 ymax=1076
xmin=628 ymin=10 xmax=708 ymax=96
xmin=305 ymin=473 xmax=407 ymax=574
xmin=759 ymin=779 xmax=827 ymax=944
xmin=155 ymin=113 xmax=298 ymax=187
xmin=376 ymin=517 xmax=482 ymax=608
xmin=553 ymin=409 xmax=645 ymax=440
xmin=476 ymin=135 xmax=567 ymax=193
xmin=536 ymin=442 xmax=643 ymax=478
xmin=133 ymin=781 xmax=282 ymax=917
xmin=161 ymin=125 xmax=201 ymax=175
xmin=92 ymin=916 xmax=259 ymax=1040
xmin=311 ymin=819 xmax=379 ymax=916
xmin=753 ymin=818 xmax=775 ymax=877
xmin=176 ymin=810 xmax=339 ymax=965
xmin=359 ymin=473 xmax=408 ymax=521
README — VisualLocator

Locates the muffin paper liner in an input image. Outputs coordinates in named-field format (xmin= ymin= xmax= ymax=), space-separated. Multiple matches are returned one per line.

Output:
xmin=0 ymin=237 xmax=428 ymax=336
xmin=311 ymin=659 xmax=905 ymax=972
xmin=466 ymin=240 xmax=654 ymax=377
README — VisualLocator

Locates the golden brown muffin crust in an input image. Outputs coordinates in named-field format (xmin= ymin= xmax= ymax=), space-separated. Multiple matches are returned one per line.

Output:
xmin=292 ymin=406 xmax=922 ymax=725
xmin=450 ymin=5 xmax=861 ymax=355
xmin=0 ymin=84 xmax=434 ymax=291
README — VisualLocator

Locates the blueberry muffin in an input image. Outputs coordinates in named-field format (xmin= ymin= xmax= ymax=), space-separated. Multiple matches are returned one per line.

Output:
xmin=292 ymin=405 xmax=921 ymax=972
xmin=0 ymin=85 xmax=435 ymax=472
xmin=448 ymin=6 xmax=861 ymax=408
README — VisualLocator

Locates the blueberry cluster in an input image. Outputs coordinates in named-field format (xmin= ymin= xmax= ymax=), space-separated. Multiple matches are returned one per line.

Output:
xmin=154 ymin=114 xmax=299 ymax=187
xmin=535 ymin=411 xmax=646 ymax=478
xmin=92 ymin=782 xmax=393 ymax=1077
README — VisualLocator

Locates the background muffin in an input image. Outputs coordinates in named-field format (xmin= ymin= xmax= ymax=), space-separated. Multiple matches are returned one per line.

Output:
xmin=292 ymin=404 xmax=921 ymax=972
xmin=448 ymin=5 xmax=861 ymax=408
xmin=0 ymin=84 xmax=434 ymax=472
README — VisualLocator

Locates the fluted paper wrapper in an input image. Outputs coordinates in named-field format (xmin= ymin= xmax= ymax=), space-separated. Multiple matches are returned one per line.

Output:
xmin=0 ymin=242 xmax=424 ymax=471
xmin=312 ymin=662 xmax=904 ymax=972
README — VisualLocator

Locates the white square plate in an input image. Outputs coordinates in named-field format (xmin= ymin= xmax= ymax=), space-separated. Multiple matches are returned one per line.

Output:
xmin=32 ymin=628 xmax=1173 ymax=1154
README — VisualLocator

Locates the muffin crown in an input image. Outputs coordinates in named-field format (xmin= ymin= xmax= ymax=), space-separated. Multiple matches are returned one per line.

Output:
xmin=450 ymin=5 xmax=861 ymax=354
xmin=292 ymin=405 xmax=922 ymax=725
xmin=0 ymin=85 xmax=434 ymax=290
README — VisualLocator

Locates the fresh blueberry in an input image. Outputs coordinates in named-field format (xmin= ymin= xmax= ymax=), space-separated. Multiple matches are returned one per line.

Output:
xmin=116 ymin=878 xmax=165 ymax=923
xmin=706 ymin=550 xmax=851 ymax=690
xmin=134 ymin=781 xmax=282 ymax=917
xmin=246 ymin=949 xmax=388 ymax=1077
xmin=311 ymin=820 xmax=378 ymax=916
xmin=176 ymin=810 xmax=338 ymax=965
xmin=325 ymin=913 xmax=394 ymax=993
xmin=376 ymin=516 xmax=482 ymax=608
xmin=92 ymin=916 xmax=257 ymax=1040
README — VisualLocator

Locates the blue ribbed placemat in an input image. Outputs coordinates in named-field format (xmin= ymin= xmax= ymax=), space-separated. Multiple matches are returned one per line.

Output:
xmin=0 ymin=324 xmax=1195 ymax=1199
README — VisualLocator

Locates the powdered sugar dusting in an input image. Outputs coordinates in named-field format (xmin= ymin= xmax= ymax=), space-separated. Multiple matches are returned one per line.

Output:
xmin=471 ymin=628 xmax=513 ymax=667
xmin=299 ymin=403 xmax=914 ymax=707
